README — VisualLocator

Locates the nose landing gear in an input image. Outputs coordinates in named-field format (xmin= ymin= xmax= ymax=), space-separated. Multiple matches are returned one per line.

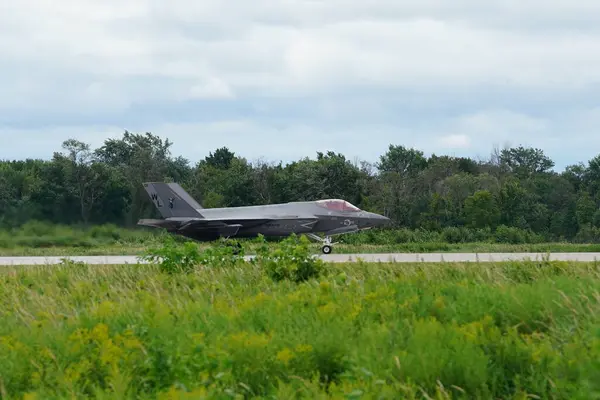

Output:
xmin=306 ymin=233 xmax=335 ymax=254
xmin=320 ymin=236 xmax=334 ymax=254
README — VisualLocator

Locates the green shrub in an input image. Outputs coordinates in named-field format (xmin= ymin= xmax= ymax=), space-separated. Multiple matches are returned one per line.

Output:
xmin=141 ymin=237 xmax=202 ymax=274
xmin=254 ymin=234 xmax=325 ymax=283
xmin=494 ymin=225 xmax=546 ymax=244
xmin=442 ymin=226 xmax=466 ymax=243
xmin=494 ymin=225 xmax=527 ymax=244
xmin=141 ymin=237 xmax=248 ymax=274
xmin=88 ymin=223 xmax=122 ymax=241
xmin=197 ymin=239 xmax=247 ymax=268
xmin=574 ymin=224 xmax=600 ymax=243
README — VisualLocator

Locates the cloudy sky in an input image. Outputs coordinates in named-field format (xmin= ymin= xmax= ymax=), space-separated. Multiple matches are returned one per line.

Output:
xmin=1 ymin=1 xmax=600 ymax=170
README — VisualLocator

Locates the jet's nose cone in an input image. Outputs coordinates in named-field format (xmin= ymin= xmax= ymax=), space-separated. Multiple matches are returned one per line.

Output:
xmin=378 ymin=214 xmax=391 ymax=226
xmin=366 ymin=212 xmax=391 ymax=227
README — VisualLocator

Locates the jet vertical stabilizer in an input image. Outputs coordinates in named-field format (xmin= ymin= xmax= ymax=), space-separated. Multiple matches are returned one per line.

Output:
xmin=143 ymin=182 xmax=204 ymax=218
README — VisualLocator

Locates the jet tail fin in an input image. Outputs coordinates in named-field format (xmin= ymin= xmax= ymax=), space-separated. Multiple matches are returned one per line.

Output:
xmin=142 ymin=182 xmax=204 ymax=218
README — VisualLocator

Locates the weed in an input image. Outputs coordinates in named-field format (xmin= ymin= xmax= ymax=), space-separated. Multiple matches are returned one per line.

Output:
xmin=140 ymin=237 xmax=201 ymax=274
xmin=254 ymin=234 xmax=325 ymax=283
xmin=2 ymin=260 xmax=600 ymax=398
xmin=5 ymin=222 xmax=600 ymax=257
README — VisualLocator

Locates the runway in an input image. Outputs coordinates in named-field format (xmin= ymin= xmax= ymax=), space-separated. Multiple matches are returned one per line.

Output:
xmin=2 ymin=252 xmax=600 ymax=265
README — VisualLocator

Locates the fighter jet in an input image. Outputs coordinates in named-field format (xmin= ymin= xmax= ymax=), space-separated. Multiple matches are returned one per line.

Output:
xmin=137 ymin=182 xmax=390 ymax=254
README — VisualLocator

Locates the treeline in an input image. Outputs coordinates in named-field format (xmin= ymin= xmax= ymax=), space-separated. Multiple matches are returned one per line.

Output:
xmin=2 ymin=131 xmax=600 ymax=242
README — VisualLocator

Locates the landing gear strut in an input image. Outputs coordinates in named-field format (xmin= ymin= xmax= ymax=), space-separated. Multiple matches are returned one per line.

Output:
xmin=306 ymin=234 xmax=335 ymax=254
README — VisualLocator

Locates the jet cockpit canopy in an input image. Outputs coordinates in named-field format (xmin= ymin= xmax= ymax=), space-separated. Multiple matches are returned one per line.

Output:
xmin=316 ymin=199 xmax=361 ymax=212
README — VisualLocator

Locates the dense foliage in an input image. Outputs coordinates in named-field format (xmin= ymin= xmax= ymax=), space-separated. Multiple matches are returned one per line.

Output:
xmin=141 ymin=234 xmax=325 ymax=282
xmin=7 ymin=220 xmax=600 ymax=256
xmin=2 ymin=131 xmax=600 ymax=242
xmin=2 ymin=255 xmax=600 ymax=398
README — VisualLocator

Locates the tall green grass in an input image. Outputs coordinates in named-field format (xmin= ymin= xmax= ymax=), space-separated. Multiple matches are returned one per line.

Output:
xmin=4 ymin=221 xmax=600 ymax=256
xmin=0 ymin=221 xmax=166 ymax=249
xmin=2 ymin=256 xmax=600 ymax=398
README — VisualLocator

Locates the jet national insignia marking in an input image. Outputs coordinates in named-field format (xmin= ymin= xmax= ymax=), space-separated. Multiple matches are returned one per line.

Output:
xmin=137 ymin=182 xmax=391 ymax=254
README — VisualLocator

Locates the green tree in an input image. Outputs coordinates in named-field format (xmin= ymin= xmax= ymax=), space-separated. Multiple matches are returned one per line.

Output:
xmin=205 ymin=147 xmax=235 ymax=169
xmin=499 ymin=146 xmax=554 ymax=177
xmin=54 ymin=139 xmax=106 ymax=225
xmin=3 ymin=134 xmax=600 ymax=243
xmin=377 ymin=145 xmax=428 ymax=175
xmin=497 ymin=179 xmax=536 ymax=229
xmin=576 ymin=191 xmax=597 ymax=227
xmin=463 ymin=190 xmax=501 ymax=229
xmin=94 ymin=131 xmax=189 ymax=224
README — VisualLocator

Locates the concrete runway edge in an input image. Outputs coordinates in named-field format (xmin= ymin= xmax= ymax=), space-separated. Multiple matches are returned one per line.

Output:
xmin=3 ymin=252 xmax=600 ymax=266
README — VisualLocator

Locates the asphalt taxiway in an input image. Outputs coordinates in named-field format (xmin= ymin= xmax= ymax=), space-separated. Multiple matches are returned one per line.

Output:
xmin=2 ymin=252 xmax=600 ymax=266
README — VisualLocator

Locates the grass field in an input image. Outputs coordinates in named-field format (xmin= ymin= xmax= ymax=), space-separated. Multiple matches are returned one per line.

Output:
xmin=4 ymin=241 xmax=600 ymax=257
xmin=4 ymin=221 xmax=600 ymax=257
xmin=2 ymin=253 xmax=600 ymax=398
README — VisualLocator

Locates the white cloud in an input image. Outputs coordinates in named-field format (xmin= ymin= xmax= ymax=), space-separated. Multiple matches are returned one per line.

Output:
xmin=2 ymin=107 xmax=598 ymax=171
xmin=4 ymin=1 xmax=600 ymax=96
xmin=438 ymin=134 xmax=471 ymax=149
xmin=2 ymin=0 xmax=600 ymax=168
xmin=456 ymin=109 xmax=549 ymax=140
xmin=188 ymin=77 xmax=235 ymax=99
xmin=0 ymin=120 xmax=405 ymax=166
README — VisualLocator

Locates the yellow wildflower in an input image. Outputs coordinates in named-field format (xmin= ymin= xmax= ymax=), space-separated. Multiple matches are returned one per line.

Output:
xmin=319 ymin=281 xmax=331 ymax=292
xmin=295 ymin=344 xmax=313 ymax=353
xmin=433 ymin=296 xmax=445 ymax=310
xmin=318 ymin=302 xmax=337 ymax=317
xmin=191 ymin=333 xmax=206 ymax=344
xmin=349 ymin=304 xmax=362 ymax=320
xmin=276 ymin=348 xmax=295 ymax=366
xmin=94 ymin=300 xmax=117 ymax=318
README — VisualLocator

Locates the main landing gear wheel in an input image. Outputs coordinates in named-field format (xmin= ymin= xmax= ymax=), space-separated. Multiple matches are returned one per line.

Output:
xmin=306 ymin=233 xmax=336 ymax=254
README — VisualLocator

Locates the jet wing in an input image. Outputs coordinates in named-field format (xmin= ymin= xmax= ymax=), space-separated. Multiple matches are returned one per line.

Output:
xmin=137 ymin=219 xmax=181 ymax=230
xmin=139 ymin=215 xmax=319 ymax=238
xmin=137 ymin=217 xmax=273 ymax=237
xmin=176 ymin=218 xmax=271 ymax=229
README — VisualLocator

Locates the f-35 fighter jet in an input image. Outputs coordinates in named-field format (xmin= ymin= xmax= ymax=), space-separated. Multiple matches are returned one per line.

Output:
xmin=138 ymin=182 xmax=390 ymax=254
